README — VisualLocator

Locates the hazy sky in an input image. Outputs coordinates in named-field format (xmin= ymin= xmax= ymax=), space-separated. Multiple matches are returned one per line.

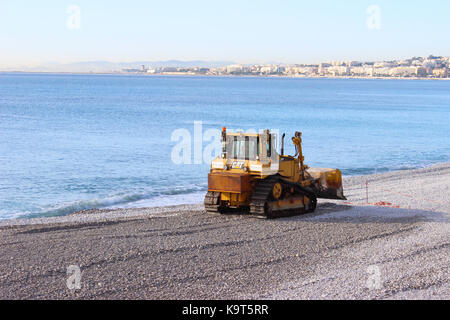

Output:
xmin=1 ymin=0 xmax=449 ymax=67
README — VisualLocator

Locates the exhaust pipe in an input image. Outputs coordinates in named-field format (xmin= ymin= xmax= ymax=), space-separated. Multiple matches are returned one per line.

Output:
xmin=281 ymin=133 xmax=285 ymax=156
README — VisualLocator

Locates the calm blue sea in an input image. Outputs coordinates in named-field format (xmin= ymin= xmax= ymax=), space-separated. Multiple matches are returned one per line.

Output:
xmin=0 ymin=73 xmax=449 ymax=219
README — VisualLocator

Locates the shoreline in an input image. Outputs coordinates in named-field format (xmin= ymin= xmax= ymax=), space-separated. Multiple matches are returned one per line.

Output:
xmin=1 ymin=70 xmax=450 ymax=81
xmin=1 ymin=161 xmax=448 ymax=223
xmin=0 ymin=161 xmax=448 ymax=227
xmin=0 ymin=162 xmax=448 ymax=299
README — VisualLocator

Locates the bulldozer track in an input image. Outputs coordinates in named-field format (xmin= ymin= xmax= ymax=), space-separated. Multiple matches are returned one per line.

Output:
xmin=249 ymin=176 xmax=317 ymax=219
xmin=204 ymin=191 xmax=221 ymax=213
xmin=204 ymin=177 xmax=317 ymax=219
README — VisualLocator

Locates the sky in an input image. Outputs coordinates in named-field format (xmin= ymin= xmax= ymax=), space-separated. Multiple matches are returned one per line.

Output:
xmin=0 ymin=0 xmax=449 ymax=67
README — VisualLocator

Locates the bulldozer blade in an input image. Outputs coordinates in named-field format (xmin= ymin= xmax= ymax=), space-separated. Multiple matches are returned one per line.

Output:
xmin=306 ymin=168 xmax=347 ymax=200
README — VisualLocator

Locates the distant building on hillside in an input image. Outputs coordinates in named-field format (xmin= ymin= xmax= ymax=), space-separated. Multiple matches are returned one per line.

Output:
xmin=226 ymin=64 xmax=244 ymax=74
xmin=372 ymin=67 xmax=390 ymax=76
xmin=350 ymin=66 xmax=373 ymax=76
xmin=162 ymin=67 xmax=177 ymax=72
xmin=389 ymin=66 xmax=427 ymax=77
xmin=327 ymin=65 xmax=349 ymax=76
xmin=318 ymin=63 xmax=331 ymax=75
xmin=122 ymin=68 xmax=142 ymax=73
xmin=433 ymin=68 xmax=448 ymax=78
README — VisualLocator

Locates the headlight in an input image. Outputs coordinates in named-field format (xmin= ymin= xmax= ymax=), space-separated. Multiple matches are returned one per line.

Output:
xmin=250 ymin=164 xmax=262 ymax=171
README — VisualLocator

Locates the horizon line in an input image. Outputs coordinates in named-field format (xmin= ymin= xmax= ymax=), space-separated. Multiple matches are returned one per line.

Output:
xmin=2 ymin=53 xmax=450 ymax=70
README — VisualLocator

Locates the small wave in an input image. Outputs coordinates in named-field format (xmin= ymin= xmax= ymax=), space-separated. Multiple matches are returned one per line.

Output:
xmin=4 ymin=160 xmax=446 ymax=220
xmin=341 ymin=162 xmax=435 ymax=176
xmin=110 ymin=191 xmax=206 ymax=209
xmin=10 ymin=184 xmax=207 ymax=219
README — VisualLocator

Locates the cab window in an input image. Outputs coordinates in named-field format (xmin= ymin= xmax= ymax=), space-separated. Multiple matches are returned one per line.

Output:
xmin=229 ymin=136 xmax=258 ymax=160
xmin=266 ymin=134 xmax=271 ymax=158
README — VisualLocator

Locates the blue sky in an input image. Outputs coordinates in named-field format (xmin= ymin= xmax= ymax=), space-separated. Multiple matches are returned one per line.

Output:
xmin=1 ymin=0 xmax=449 ymax=67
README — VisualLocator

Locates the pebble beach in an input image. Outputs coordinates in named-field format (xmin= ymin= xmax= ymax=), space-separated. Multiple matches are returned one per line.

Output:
xmin=0 ymin=163 xmax=448 ymax=299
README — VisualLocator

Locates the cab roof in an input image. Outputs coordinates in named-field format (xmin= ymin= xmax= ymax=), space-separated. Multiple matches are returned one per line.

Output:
xmin=226 ymin=132 xmax=274 ymax=137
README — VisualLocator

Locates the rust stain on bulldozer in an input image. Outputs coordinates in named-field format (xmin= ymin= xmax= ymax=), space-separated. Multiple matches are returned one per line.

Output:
xmin=208 ymin=172 xmax=252 ymax=193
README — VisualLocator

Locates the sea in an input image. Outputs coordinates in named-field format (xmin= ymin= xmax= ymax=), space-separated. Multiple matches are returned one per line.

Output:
xmin=0 ymin=73 xmax=449 ymax=219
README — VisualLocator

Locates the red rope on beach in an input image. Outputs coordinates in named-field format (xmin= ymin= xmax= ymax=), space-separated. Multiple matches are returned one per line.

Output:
xmin=343 ymin=201 xmax=401 ymax=208
xmin=343 ymin=181 xmax=450 ymax=209
xmin=371 ymin=185 xmax=450 ymax=205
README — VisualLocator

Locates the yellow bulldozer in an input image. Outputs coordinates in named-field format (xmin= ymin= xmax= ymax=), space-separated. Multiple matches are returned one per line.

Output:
xmin=204 ymin=128 xmax=346 ymax=218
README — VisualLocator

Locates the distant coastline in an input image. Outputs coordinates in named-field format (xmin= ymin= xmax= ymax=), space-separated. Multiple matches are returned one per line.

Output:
xmin=2 ymin=70 xmax=450 ymax=81
xmin=2 ymin=55 xmax=449 ymax=80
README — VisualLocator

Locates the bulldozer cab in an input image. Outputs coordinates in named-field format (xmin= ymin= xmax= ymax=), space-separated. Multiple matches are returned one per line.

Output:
xmin=227 ymin=135 xmax=259 ymax=161
xmin=224 ymin=131 xmax=278 ymax=163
